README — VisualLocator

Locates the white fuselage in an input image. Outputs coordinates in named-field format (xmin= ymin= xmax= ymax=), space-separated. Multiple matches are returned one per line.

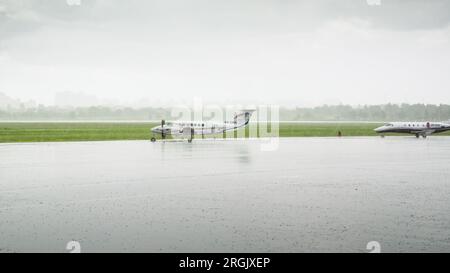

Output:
xmin=151 ymin=120 xmax=244 ymax=136
xmin=374 ymin=121 xmax=450 ymax=136
xmin=151 ymin=110 xmax=255 ymax=138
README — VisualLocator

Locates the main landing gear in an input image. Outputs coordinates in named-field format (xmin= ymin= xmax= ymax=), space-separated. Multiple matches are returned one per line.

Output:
xmin=187 ymin=128 xmax=194 ymax=143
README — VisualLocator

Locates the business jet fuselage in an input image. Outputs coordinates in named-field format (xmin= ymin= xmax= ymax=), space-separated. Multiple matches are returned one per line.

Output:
xmin=374 ymin=121 xmax=450 ymax=138
xmin=150 ymin=109 xmax=255 ymax=142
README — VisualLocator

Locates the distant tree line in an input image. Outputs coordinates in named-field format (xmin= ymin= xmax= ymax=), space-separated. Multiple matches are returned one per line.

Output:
xmin=280 ymin=104 xmax=450 ymax=121
xmin=1 ymin=104 xmax=450 ymax=121
xmin=0 ymin=106 xmax=171 ymax=121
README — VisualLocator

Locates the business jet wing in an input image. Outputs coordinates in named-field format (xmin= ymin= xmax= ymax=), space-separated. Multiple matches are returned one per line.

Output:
xmin=414 ymin=129 xmax=435 ymax=135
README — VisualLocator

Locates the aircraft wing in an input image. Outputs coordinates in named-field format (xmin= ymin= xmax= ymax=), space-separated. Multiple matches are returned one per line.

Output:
xmin=413 ymin=129 xmax=435 ymax=135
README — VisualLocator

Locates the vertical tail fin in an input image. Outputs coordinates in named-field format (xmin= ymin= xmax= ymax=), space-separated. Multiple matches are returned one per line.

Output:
xmin=234 ymin=109 xmax=255 ymax=126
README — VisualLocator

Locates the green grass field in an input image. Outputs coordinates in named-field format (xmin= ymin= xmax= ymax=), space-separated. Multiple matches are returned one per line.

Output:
xmin=1 ymin=122 xmax=448 ymax=143
xmin=0 ymin=122 xmax=156 ymax=143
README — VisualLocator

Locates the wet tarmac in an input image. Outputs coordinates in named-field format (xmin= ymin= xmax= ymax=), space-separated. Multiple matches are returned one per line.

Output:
xmin=1 ymin=137 xmax=450 ymax=252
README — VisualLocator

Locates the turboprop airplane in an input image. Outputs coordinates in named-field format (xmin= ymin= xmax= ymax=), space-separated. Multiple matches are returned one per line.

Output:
xmin=374 ymin=121 xmax=450 ymax=138
xmin=150 ymin=109 xmax=255 ymax=142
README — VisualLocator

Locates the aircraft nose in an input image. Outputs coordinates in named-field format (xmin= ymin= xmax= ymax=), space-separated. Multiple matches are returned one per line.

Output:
xmin=374 ymin=126 xmax=384 ymax=133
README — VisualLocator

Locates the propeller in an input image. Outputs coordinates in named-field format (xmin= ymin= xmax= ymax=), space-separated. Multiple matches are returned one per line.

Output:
xmin=161 ymin=119 xmax=166 ymax=139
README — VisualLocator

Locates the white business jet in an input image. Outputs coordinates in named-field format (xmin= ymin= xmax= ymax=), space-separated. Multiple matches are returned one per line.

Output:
xmin=374 ymin=121 xmax=450 ymax=138
xmin=150 ymin=109 xmax=255 ymax=142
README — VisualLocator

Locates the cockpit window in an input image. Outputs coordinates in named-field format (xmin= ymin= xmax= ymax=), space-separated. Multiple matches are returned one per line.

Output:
xmin=384 ymin=123 xmax=394 ymax=127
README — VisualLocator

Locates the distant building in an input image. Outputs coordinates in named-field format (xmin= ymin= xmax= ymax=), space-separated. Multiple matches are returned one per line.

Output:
xmin=0 ymin=92 xmax=16 ymax=110
xmin=0 ymin=92 xmax=36 ymax=111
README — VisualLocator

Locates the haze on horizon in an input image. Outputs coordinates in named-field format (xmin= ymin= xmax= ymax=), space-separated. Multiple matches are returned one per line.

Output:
xmin=1 ymin=0 xmax=450 ymax=107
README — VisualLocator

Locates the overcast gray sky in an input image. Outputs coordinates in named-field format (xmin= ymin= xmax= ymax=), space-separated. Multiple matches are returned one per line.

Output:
xmin=1 ymin=0 xmax=450 ymax=107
